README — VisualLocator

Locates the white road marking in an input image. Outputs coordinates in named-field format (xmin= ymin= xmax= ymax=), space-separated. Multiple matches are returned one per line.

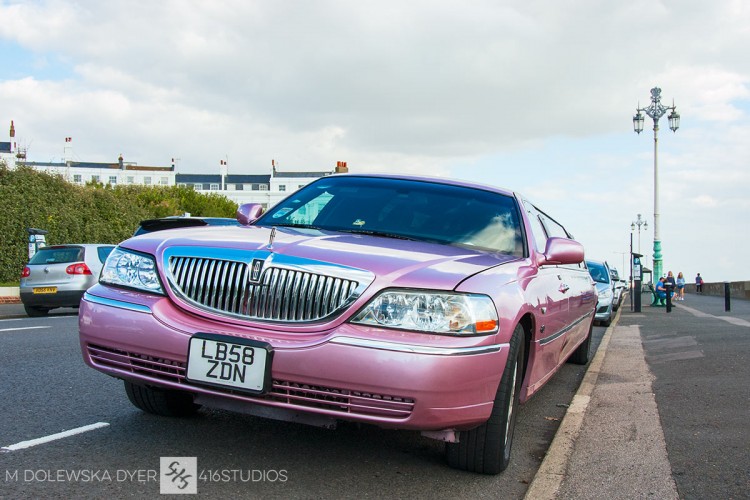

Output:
xmin=0 ymin=326 xmax=51 ymax=332
xmin=679 ymin=304 xmax=750 ymax=328
xmin=2 ymin=422 xmax=110 ymax=452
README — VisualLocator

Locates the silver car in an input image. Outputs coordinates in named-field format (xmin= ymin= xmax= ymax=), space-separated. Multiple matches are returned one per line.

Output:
xmin=20 ymin=244 xmax=115 ymax=317
xmin=586 ymin=259 xmax=614 ymax=326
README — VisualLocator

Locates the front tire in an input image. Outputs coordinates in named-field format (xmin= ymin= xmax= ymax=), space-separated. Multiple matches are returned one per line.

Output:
xmin=445 ymin=324 xmax=525 ymax=474
xmin=124 ymin=381 xmax=201 ymax=417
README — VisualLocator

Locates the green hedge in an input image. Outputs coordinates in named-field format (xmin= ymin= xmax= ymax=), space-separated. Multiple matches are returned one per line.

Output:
xmin=0 ymin=163 xmax=238 ymax=282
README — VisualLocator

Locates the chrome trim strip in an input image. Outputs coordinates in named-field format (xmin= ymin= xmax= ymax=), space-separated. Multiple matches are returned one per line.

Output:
xmin=329 ymin=336 xmax=505 ymax=356
xmin=538 ymin=312 xmax=592 ymax=346
xmin=83 ymin=293 xmax=152 ymax=314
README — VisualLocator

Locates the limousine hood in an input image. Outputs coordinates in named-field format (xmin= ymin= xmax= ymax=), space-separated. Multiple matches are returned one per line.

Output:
xmin=123 ymin=224 xmax=520 ymax=291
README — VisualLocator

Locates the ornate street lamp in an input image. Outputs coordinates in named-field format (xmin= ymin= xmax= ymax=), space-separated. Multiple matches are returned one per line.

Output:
xmin=631 ymin=213 xmax=648 ymax=255
xmin=633 ymin=87 xmax=680 ymax=280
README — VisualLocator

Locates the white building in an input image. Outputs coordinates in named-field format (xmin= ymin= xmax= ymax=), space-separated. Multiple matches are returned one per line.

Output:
xmin=176 ymin=163 xmax=348 ymax=209
xmin=3 ymin=120 xmax=349 ymax=209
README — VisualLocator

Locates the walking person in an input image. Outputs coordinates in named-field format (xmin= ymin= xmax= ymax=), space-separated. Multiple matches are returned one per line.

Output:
xmin=676 ymin=272 xmax=686 ymax=300
xmin=695 ymin=273 xmax=703 ymax=293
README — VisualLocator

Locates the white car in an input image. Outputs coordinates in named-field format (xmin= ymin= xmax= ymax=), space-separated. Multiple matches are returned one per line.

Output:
xmin=587 ymin=260 xmax=614 ymax=326
xmin=609 ymin=268 xmax=627 ymax=310
xmin=20 ymin=244 xmax=115 ymax=317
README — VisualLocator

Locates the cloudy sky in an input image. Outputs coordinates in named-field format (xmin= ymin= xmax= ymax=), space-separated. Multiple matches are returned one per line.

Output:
xmin=1 ymin=1 xmax=748 ymax=282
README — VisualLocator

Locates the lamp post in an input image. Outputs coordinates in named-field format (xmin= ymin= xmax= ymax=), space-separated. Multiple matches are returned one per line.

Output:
xmin=633 ymin=87 xmax=680 ymax=281
xmin=631 ymin=213 xmax=648 ymax=255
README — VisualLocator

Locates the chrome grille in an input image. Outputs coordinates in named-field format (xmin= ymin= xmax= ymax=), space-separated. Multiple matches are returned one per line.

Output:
xmin=168 ymin=256 xmax=361 ymax=322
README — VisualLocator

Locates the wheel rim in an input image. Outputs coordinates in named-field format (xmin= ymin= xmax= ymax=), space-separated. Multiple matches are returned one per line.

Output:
xmin=504 ymin=359 xmax=518 ymax=446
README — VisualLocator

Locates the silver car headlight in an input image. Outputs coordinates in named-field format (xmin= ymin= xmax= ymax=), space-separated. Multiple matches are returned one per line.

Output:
xmin=598 ymin=288 xmax=613 ymax=300
xmin=351 ymin=290 xmax=498 ymax=335
xmin=100 ymin=248 xmax=164 ymax=294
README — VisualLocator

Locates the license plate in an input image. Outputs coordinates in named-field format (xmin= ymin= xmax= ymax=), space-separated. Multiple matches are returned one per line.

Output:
xmin=186 ymin=333 xmax=272 ymax=394
xmin=33 ymin=287 xmax=57 ymax=294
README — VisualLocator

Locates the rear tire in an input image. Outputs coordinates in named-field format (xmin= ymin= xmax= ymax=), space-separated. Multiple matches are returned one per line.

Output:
xmin=445 ymin=324 xmax=525 ymax=474
xmin=24 ymin=305 xmax=49 ymax=317
xmin=124 ymin=381 xmax=201 ymax=417
xmin=568 ymin=319 xmax=593 ymax=365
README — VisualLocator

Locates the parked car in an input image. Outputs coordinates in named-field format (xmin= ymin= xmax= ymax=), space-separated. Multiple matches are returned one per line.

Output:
xmin=609 ymin=267 xmax=627 ymax=310
xmin=133 ymin=216 xmax=241 ymax=236
xmin=587 ymin=259 xmax=614 ymax=326
xmin=79 ymin=174 xmax=596 ymax=474
xmin=20 ymin=244 xmax=115 ymax=317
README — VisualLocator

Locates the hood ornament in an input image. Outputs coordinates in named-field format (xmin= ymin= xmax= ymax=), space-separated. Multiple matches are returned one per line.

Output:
xmin=267 ymin=227 xmax=276 ymax=251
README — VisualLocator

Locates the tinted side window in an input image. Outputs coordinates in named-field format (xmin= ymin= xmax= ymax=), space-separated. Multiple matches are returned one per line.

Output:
xmin=523 ymin=201 xmax=548 ymax=252
xmin=538 ymin=213 xmax=570 ymax=239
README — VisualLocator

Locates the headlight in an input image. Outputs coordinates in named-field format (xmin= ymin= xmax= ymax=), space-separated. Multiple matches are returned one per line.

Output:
xmin=100 ymin=248 xmax=164 ymax=294
xmin=598 ymin=288 xmax=613 ymax=299
xmin=351 ymin=290 xmax=498 ymax=335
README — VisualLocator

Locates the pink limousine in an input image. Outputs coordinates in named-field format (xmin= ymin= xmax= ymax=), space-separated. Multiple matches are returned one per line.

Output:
xmin=79 ymin=174 xmax=596 ymax=474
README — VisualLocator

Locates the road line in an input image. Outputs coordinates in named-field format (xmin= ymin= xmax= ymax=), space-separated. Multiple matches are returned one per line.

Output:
xmin=2 ymin=422 xmax=110 ymax=452
xmin=678 ymin=304 xmax=750 ymax=327
xmin=0 ymin=326 xmax=51 ymax=333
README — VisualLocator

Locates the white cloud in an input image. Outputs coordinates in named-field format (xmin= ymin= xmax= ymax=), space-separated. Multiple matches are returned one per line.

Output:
xmin=1 ymin=0 xmax=749 ymax=280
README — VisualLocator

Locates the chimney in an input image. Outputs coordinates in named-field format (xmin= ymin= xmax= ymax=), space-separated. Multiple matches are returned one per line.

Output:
xmin=118 ymin=154 xmax=124 ymax=170
xmin=9 ymin=120 xmax=15 ymax=154
xmin=335 ymin=161 xmax=348 ymax=174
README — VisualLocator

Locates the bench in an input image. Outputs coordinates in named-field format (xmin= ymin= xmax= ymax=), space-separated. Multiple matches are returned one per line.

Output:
xmin=648 ymin=283 xmax=666 ymax=306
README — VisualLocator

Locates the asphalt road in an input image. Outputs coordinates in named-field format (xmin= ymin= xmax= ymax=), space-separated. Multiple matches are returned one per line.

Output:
xmin=0 ymin=309 xmax=604 ymax=498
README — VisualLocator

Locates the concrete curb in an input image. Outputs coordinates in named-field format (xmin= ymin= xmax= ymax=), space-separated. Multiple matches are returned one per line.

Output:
xmin=523 ymin=305 xmax=623 ymax=500
xmin=0 ymin=287 xmax=21 ymax=304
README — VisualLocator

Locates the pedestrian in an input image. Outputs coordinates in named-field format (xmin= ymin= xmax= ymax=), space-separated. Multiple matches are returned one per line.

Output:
xmin=676 ymin=272 xmax=686 ymax=300
xmin=695 ymin=273 xmax=703 ymax=293
xmin=656 ymin=276 xmax=670 ymax=304
xmin=666 ymin=271 xmax=676 ymax=288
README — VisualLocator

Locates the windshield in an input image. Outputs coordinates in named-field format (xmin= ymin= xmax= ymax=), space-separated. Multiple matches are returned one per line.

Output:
xmin=256 ymin=176 xmax=524 ymax=256
xmin=587 ymin=261 xmax=611 ymax=284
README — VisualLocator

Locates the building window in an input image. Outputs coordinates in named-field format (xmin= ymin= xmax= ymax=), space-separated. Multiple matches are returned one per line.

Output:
xmin=252 ymin=184 xmax=260 ymax=191
xmin=279 ymin=185 xmax=287 ymax=192
xmin=144 ymin=177 xmax=152 ymax=185
xmin=160 ymin=177 xmax=169 ymax=185
xmin=91 ymin=175 xmax=100 ymax=184
xmin=177 ymin=183 xmax=186 ymax=188
xmin=109 ymin=176 xmax=117 ymax=185
xmin=127 ymin=176 xmax=135 ymax=184
xmin=73 ymin=174 xmax=82 ymax=184
xmin=194 ymin=183 xmax=202 ymax=190
xmin=235 ymin=184 xmax=244 ymax=191
xmin=259 ymin=184 xmax=268 ymax=191
xmin=210 ymin=183 xmax=220 ymax=191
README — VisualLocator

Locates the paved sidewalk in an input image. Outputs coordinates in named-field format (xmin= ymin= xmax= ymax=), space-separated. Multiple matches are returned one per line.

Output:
xmin=526 ymin=291 xmax=750 ymax=499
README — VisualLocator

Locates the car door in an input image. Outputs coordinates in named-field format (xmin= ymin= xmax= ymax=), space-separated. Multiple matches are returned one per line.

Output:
xmin=522 ymin=203 xmax=572 ymax=385
xmin=537 ymin=212 xmax=596 ymax=362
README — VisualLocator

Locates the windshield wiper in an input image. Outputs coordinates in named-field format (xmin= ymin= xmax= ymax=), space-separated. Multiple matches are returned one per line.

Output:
xmin=335 ymin=228 xmax=416 ymax=241
xmin=268 ymin=223 xmax=324 ymax=230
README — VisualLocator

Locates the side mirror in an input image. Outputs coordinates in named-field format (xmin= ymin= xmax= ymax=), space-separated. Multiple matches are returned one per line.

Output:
xmin=538 ymin=237 xmax=585 ymax=266
xmin=236 ymin=203 xmax=264 ymax=225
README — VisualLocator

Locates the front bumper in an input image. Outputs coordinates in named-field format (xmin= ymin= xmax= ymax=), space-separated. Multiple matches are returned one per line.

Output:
xmin=78 ymin=288 xmax=509 ymax=431
xmin=594 ymin=297 xmax=613 ymax=321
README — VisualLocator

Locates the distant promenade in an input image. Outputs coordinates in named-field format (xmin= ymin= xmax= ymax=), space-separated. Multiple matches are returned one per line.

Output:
xmin=682 ymin=280 xmax=750 ymax=300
